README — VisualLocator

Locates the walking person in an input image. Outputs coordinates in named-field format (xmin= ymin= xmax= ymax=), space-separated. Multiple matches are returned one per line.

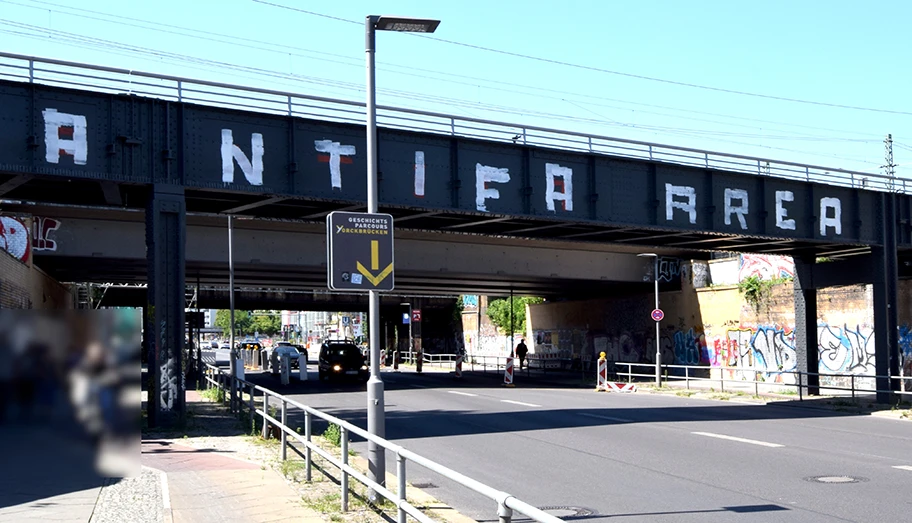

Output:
xmin=515 ymin=339 xmax=529 ymax=370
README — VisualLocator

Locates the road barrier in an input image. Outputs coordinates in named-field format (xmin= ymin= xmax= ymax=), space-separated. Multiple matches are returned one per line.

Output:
xmin=203 ymin=364 xmax=564 ymax=523
xmin=595 ymin=354 xmax=608 ymax=392
xmin=503 ymin=356 xmax=515 ymax=387
xmin=455 ymin=354 xmax=464 ymax=379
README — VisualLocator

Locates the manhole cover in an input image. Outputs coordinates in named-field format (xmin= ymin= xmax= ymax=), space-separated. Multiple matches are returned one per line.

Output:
xmin=538 ymin=506 xmax=595 ymax=519
xmin=805 ymin=475 xmax=868 ymax=484
xmin=411 ymin=482 xmax=437 ymax=489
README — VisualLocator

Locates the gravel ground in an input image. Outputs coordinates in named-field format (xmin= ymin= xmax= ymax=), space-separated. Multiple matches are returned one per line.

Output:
xmin=90 ymin=468 xmax=163 ymax=523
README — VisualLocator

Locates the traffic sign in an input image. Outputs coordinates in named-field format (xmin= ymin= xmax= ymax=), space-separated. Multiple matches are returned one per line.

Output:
xmin=651 ymin=308 xmax=664 ymax=322
xmin=412 ymin=309 xmax=422 ymax=322
xmin=342 ymin=316 xmax=351 ymax=326
xmin=327 ymin=211 xmax=395 ymax=291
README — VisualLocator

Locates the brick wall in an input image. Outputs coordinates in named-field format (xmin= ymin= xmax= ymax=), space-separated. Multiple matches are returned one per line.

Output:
xmin=0 ymin=248 xmax=32 ymax=308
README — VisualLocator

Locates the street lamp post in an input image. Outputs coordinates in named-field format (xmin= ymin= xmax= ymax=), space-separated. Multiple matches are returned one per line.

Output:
xmin=638 ymin=253 xmax=661 ymax=386
xmin=365 ymin=14 xmax=440 ymax=498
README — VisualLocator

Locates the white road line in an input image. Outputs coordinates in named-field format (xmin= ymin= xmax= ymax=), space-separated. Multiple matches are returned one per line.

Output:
xmin=501 ymin=400 xmax=541 ymax=407
xmin=447 ymin=391 xmax=478 ymax=397
xmin=578 ymin=413 xmax=632 ymax=423
xmin=893 ymin=465 xmax=912 ymax=472
xmin=692 ymin=431 xmax=784 ymax=448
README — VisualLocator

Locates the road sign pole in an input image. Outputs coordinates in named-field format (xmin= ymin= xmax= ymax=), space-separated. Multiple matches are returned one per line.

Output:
xmin=653 ymin=256 xmax=661 ymax=387
xmin=365 ymin=15 xmax=386 ymax=499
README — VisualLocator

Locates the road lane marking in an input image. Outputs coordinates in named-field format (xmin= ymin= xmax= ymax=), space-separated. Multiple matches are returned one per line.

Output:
xmin=447 ymin=391 xmax=478 ymax=397
xmin=501 ymin=400 xmax=541 ymax=407
xmin=578 ymin=413 xmax=632 ymax=423
xmin=692 ymin=431 xmax=784 ymax=448
xmin=893 ymin=465 xmax=912 ymax=472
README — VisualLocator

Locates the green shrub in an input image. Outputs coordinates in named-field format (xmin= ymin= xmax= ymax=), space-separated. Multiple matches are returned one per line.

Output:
xmin=323 ymin=423 xmax=341 ymax=447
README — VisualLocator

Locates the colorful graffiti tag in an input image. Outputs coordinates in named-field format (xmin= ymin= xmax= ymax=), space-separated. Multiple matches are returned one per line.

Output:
xmin=817 ymin=324 xmax=875 ymax=374
xmin=0 ymin=216 xmax=30 ymax=263
xmin=738 ymin=254 xmax=795 ymax=281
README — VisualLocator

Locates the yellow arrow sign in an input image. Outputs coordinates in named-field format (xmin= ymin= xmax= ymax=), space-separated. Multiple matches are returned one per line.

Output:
xmin=356 ymin=240 xmax=393 ymax=287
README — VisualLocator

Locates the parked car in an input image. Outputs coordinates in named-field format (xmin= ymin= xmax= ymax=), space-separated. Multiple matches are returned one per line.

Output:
xmin=318 ymin=340 xmax=368 ymax=381
xmin=272 ymin=342 xmax=306 ymax=369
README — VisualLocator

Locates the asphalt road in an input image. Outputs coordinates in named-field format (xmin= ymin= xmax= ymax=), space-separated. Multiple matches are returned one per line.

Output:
xmin=252 ymin=367 xmax=912 ymax=523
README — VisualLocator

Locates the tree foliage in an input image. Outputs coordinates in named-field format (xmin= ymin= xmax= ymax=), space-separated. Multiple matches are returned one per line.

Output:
xmin=251 ymin=310 xmax=282 ymax=336
xmin=214 ymin=309 xmax=252 ymax=337
xmin=486 ymin=296 xmax=544 ymax=335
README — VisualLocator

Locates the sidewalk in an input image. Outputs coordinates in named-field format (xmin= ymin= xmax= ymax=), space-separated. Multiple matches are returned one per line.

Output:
xmin=140 ymin=389 xmax=322 ymax=523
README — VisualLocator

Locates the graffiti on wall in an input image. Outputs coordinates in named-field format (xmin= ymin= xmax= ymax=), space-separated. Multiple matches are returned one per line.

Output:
xmin=656 ymin=257 xmax=682 ymax=283
xmin=462 ymin=295 xmax=479 ymax=311
xmin=32 ymin=217 xmax=61 ymax=251
xmin=704 ymin=326 xmax=797 ymax=382
xmin=738 ymin=254 xmax=795 ymax=282
xmin=0 ymin=216 xmax=30 ymax=263
xmin=817 ymin=324 xmax=875 ymax=374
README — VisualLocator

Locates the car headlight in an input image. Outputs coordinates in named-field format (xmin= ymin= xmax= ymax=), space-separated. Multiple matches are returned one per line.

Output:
xmin=333 ymin=364 xmax=342 ymax=371
xmin=361 ymin=365 xmax=368 ymax=370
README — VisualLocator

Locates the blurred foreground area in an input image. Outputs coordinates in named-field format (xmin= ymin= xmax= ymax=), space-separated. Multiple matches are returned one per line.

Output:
xmin=0 ymin=310 xmax=141 ymax=479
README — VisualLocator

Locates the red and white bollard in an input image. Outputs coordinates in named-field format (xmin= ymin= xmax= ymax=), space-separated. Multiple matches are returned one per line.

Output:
xmin=455 ymin=354 xmax=464 ymax=378
xmin=595 ymin=353 xmax=608 ymax=392
xmin=503 ymin=356 xmax=514 ymax=387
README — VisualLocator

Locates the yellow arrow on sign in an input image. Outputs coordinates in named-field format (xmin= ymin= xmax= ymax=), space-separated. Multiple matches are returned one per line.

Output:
xmin=356 ymin=240 xmax=393 ymax=286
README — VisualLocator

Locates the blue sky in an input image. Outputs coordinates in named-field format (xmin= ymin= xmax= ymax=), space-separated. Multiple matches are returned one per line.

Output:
xmin=1 ymin=0 xmax=909 ymax=176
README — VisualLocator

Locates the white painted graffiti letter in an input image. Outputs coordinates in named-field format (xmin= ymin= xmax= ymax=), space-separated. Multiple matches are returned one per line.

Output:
xmin=819 ymin=197 xmax=842 ymax=236
xmin=221 ymin=130 xmax=264 ymax=185
xmin=314 ymin=140 xmax=356 ymax=190
xmin=475 ymin=163 xmax=510 ymax=212
xmin=665 ymin=183 xmax=697 ymax=224
xmin=43 ymin=108 xmax=88 ymax=165
xmin=545 ymin=163 xmax=573 ymax=212
xmin=32 ymin=217 xmax=61 ymax=252
xmin=724 ymin=188 xmax=749 ymax=229
xmin=414 ymin=151 xmax=426 ymax=197
xmin=775 ymin=190 xmax=796 ymax=230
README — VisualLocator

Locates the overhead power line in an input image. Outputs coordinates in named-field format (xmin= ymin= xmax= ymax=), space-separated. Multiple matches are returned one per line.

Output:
xmin=4 ymin=0 xmax=888 ymax=141
xmin=253 ymin=0 xmax=912 ymax=117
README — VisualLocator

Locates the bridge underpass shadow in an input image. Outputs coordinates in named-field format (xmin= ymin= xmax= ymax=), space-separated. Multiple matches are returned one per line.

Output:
xmin=275 ymin=398 xmax=864 ymax=443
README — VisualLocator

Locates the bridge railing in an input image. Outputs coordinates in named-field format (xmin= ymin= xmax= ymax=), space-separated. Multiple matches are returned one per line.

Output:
xmin=612 ymin=361 xmax=912 ymax=400
xmin=0 ymin=51 xmax=902 ymax=194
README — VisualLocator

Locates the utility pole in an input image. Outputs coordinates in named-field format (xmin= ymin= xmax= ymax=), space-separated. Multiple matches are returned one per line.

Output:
xmin=884 ymin=134 xmax=896 ymax=191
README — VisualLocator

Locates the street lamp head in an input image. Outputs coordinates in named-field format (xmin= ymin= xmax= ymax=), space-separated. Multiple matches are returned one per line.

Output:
xmin=374 ymin=16 xmax=440 ymax=33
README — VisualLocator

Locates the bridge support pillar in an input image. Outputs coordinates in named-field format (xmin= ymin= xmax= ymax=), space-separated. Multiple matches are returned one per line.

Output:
xmin=874 ymin=192 xmax=900 ymax=403
xmin=145 ymin=184 xmax=187 ymax=428
xmin=793 ymin=257 xmax=819 ymax=396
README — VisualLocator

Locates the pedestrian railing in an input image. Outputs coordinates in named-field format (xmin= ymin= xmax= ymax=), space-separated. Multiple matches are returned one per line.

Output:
xmin=202 ymin=364 xmax=563 ymax=523
xmin=612 ymin=361 xmax=912 ymax=400
xmin=0 ymin=51 xmax=902 ymax=195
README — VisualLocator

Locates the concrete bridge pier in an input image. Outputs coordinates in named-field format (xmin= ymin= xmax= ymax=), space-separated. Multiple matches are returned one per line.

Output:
xmin=145 ymin=184 xmax=187 ymax=428
xmin=793 ymin=257 xmax=819 ymax=396
xmin=874 ymin=192 xmax=900 ymax=403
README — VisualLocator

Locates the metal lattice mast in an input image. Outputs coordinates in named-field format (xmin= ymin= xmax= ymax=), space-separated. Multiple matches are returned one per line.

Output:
xmin=884 ymin=134 xmax=896 ymax=190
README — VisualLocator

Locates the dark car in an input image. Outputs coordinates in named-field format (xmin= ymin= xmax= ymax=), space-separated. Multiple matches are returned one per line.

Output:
xmin=273 ymin=342 xmax=307 ymax=369
xmin=318 ymin=341 xmax=368 ymax=381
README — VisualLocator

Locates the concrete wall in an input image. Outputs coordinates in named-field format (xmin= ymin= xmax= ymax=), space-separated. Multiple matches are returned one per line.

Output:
xmin=525 ymin=255 xmax=912 ymax=387
xmin=460 ymin=295 xmax=516 ymax=357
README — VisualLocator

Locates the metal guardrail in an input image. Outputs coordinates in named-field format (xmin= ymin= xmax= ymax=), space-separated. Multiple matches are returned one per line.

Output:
xmin=203 ymin=364 xmax=563 ymax=523
xmin=0 ymin=51 xmax=903 ymax=194
xmin=612 ymin=361 xmax=911 ymax=400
